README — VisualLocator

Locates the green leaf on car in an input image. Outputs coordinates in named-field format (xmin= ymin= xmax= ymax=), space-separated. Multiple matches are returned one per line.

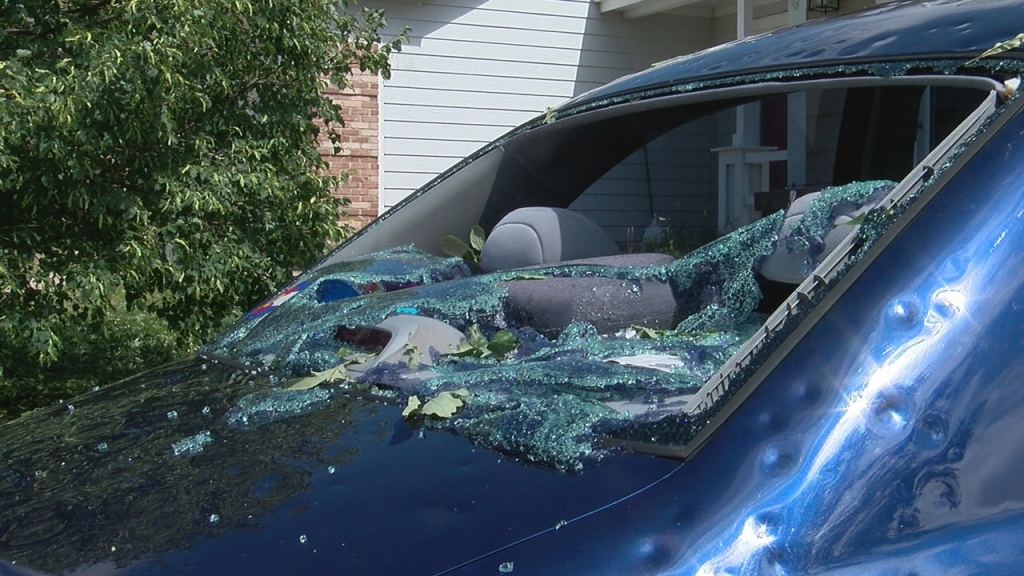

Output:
xmin=402 ymin=395 xmax=421 ymax=417
xmin=440 ymin=235 xmax=471 ymax=258
xmin=469 ymin=225 xmax=486 ymax=251
xmin=441 ymin=226 xmax=486 ymax=265
xmin=447 ymin=325 xmax=519 ymax=359
xmin=286 ymin=364 xmax=348 ymax=390
xmin=844 ymin=213 xmax=868 ymax=226
xmin=465 ymin=324 xmax=489 ymax=349
xmin=486 ymin=330 xmax=519 ymax=356
xmin=403 ymin=389 xmax=470 ymax=419
xmin=965 ymin=33 xmax=1024 ymax=65
xmin=285 ymin=352 xmax=374 ymax=390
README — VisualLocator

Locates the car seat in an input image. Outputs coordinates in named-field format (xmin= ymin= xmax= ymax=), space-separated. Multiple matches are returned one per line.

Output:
xmin=479 ymin=207 xmax=621 ymax=272
xmin=502 ymin=252 xmax=680 ymax=337
xmin=478 ymin=207 xmax=679 ymax=336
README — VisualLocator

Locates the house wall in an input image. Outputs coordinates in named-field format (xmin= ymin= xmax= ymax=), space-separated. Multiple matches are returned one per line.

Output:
xmin=322 ymin=69 xmax=382 ymax=230
xmin=360 ymin=0 xmax=715 ymax=213
xmin=569 ymin=119 xmax=719 ymax=248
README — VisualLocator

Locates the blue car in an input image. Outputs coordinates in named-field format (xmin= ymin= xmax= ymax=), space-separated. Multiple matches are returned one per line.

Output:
xmin=3 ymin=1 xmax=1024 ymax=574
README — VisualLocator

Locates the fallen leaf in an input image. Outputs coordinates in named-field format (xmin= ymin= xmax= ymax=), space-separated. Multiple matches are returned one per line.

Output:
xmin=285 ymin=352 xmax=374 ymax=390
xmin=402 ymin=395 xmax=422 ymax=417
xmin=633 ymin=325 xmax=661 ymax=339
xmin=440 ymin=235 xmax=470 ymax=258
xmin=403 ymin=342 xmax=419 ymax=368
xmin=469 ymin=225 xmax=486 ymax=251
xmin=965 ymin=33 xmax=1024 ymax=65
xmin=844 ymin=213 xmax=867 ymax=226
xmin=486 ymin=330 xmax=519 ymax=356
xmin=465 ymin=324 xmax=488 ymax=349
xmin=421 ymin=391 xmax=465 ymax=418
xmin=286 ymin=364 xmax=348 ymax=390
xmin=447 ymin=344 xmax=485 ymax=358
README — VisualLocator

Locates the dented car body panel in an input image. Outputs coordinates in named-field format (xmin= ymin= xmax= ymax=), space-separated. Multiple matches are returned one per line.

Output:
xmin=3 ymin=0 xmax=1024 ymax=574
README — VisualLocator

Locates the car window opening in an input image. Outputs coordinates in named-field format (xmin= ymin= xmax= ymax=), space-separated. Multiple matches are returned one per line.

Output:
xmin=201 ymin=77 xmax=1008 ymax=471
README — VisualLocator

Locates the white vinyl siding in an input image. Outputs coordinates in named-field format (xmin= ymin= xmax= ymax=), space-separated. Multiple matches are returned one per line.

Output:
xmin=570 ymin=119 xmax=718 ymax=246
xmin=362 ymin=0 xmax=715 ymax=209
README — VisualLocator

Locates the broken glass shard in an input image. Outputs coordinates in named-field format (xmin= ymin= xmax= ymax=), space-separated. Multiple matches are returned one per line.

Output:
xmin=171 ymin=430 xmax=212 ymax=457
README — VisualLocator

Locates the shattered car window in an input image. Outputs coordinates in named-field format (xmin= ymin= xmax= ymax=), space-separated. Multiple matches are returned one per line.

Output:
xmin=205 ymin=211 xmax=788 ymax=470
xmin=202 ymin=78 xmax=1008 ymax=471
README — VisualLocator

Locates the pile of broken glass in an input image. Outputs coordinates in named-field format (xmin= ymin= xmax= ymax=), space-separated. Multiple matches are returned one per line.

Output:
xmin=202 ymin=181 xmax=894 ymax=470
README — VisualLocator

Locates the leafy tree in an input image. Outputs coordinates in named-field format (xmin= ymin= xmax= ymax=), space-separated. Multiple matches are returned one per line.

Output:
xmin=0 ymin=0 xmax=404 ymax=417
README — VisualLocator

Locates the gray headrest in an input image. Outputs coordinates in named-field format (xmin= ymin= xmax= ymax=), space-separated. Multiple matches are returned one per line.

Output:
xmin=479 ymin=207 xmax=621 ymax=272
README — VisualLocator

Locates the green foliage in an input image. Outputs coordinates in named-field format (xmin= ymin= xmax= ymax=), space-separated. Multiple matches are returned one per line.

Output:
xmin=964 ymin=33 xmax=1024 ymax=66
xmin=0 ymin=0 xmax=404 ymax=419
xmin=284 ymin=349 xmax=373 ymax=390
xmin=845 ymin=213 xmax=868 ymax=227
xmin=630 ymin=325 xmax=670 ymax=340
xmin=447 ymin=324 xmax=519 ymax=359
xmin=644 ymin=226 xmax=718 ymax=258
xmin=285 ymin=363 xmax=349 ymax=391
xmin=440 ymin=225 xmax=485 ymax=265
xmin=402 ymin=389 xmax=470 ymax=419
xmin=0 ymin=300 xmax=187 ymax=421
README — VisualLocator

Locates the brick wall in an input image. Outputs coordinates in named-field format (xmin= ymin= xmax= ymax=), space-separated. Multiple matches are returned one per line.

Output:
xmin=320 ymin=69 xmax=380 ymax=232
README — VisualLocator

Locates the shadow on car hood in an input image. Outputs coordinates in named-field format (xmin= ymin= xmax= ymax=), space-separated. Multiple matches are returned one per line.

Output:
xmin=0 ymin=359 xmax=678 ymax=576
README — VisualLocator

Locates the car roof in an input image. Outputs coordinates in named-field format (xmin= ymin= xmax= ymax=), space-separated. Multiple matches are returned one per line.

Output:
xmin=562 ymin=0 xmax=1024 ymax=111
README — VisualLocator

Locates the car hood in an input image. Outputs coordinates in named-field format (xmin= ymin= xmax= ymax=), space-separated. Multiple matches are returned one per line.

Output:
xmin=0 ymin=359 xmax=678 ymax=576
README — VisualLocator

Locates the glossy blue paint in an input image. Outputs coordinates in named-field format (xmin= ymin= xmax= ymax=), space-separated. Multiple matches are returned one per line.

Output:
xmin=0 ymin=360 xmax=678 ymax=576
xmin=447 ymin=104 xmax=1024 ymax=574
xmin=565 ymin=0 xmax=1024 ymax=111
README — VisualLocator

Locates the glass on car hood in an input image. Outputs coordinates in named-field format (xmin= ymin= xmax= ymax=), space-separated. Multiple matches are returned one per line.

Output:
xmin=202 ymin=68 xmax=1019 ymax=471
